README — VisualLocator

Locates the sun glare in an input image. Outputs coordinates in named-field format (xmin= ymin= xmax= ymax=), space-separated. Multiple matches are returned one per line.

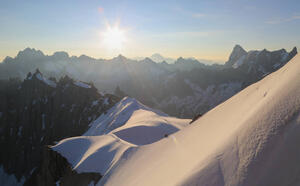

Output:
xmin=102 ymin=25 xmax=126 ymax=50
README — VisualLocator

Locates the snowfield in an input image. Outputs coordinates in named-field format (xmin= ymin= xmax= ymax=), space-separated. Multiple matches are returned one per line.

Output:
xmin=53 ymin=54 xmax=300 ymax=186
xmin=52 ymin=97 xmax=190 ymax=175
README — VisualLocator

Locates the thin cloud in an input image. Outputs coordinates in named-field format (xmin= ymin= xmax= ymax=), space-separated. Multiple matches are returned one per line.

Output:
xmin=266 ymin=14 xmax=300 ymax=24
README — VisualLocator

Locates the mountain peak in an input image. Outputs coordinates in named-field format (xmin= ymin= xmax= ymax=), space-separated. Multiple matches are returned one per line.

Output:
xmin=53 ymin=51 xmax=69 ymax=59
xmin=226 ymin=44 xmax=247 ymax=66
xmin=142 ymin=57 xmax=155 ymax=64
xmin=34 ymin=68 xmax=41 ymax=75
xmin=233 ymin=44 xmax=245 ymax=51
xmin=117 ymin=54 xmax=126 ymax=60
xmin=17 ymin=48 xmax=44 ymax=59
xmin=150 ymin=53 xmax=175 ymax=63
xmin=290 ymin=47 xmax=298 ymax=56
xmin=151 ymin=53 xmax=163 ymax=58
xmin=230 ymin=45 xmax=247 ymax=58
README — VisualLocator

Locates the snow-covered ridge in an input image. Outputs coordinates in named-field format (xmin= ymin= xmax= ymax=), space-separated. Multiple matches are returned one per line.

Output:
xmin=52 ymin=97 xmax=190 ymax=175
xmin=99 ymin=54 xmax=300 ymax=186
xmin=84 ymin=97 xmax=190 ymax=145
xmin=85 ymin=97 xmax=168 ymax=136
xmin=26 ymin=71 xmax=57 ymax=88
xmin=52 ymin=54 xmax=300 ymax=186
xmin=35 ymin=73 xmax=57 ymax=88
xmin=73 ymin=81 xmax=92 ymax=89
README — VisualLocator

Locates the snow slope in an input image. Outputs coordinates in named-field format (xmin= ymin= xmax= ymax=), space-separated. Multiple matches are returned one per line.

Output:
xmin=52 ymin=97 xmax=190 ymax=175
xmin=98 ymin=54 xmax=300 ymax=186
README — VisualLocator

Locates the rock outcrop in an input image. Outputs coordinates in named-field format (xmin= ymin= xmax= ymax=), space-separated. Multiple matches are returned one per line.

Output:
xmin=0 ymin=69 xmax=119 ymax=184
xmin=25 ymin=147 xmax=101 ymax=186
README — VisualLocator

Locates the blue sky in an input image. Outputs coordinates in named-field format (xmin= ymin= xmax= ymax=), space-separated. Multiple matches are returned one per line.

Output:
xmin=0 ymin=0 xmax=300 ymax=62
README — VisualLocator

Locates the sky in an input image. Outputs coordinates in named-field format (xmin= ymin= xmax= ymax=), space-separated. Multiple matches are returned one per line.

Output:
xmin=0 ymin=0 xmax=300 ymax=63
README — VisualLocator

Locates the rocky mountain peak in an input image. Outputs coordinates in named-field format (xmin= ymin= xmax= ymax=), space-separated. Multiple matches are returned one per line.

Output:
xmin=52 ymin=51 xmax=69 ymax=60
xmin=226 ymin=45 xmax=247 ymax=66
xmin=290 ymin=47 xmax=298 ymax=56
xmin=114 ymin=54 xmax=127 ymax=62
xmin=17 ymin=48 xmax=44 ymax=59
xmin=142 ymin=57 xmax=155 ymax=64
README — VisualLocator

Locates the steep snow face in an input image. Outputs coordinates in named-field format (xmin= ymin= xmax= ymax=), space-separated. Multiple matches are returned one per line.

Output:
xmin=52 ymin=97 xmax=190 ymax=174
xmin=100 ymin=54 xmax=300 ymax=186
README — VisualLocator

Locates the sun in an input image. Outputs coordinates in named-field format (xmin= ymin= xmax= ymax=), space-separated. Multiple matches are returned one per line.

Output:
xmin=102 ymin=25 xmax=126 ymax=50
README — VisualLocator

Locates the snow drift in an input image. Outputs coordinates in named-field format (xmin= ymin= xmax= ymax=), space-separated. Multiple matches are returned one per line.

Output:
xmin=53 ymin=54 xmax=300 ymax=186
xmin=52 ymin=97 xmax=190 ymax=175
xmin=99 ymin=54 xmax=300 ymax=186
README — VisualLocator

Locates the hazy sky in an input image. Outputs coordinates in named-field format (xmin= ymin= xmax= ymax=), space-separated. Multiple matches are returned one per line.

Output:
xmin=1 ymin=0 xmax=300 ymax=62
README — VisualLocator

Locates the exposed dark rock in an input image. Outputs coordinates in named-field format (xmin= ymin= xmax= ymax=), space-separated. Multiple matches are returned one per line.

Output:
xmin=190 ymin=113 xmax=203 ymax=124
xmin=225 ymin=45 xmax=247 ymax=67
xmin=0 ymin=46 xmax=297 ymax=118
xmin=0 ymin=70 xmax=119 ymax=183
xmin=25 ymin=147 xmax=101 ymax=186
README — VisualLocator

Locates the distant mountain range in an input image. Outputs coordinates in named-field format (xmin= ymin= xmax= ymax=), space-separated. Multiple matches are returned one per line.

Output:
xmin=0 ymin=45 xmax=299 ymax=185
xmin=134 ymin=53 xmax=220 ymax=64
xmin=0 ymin=45 xmax=297 ymax=118
xmin=134 ymin=53 xmax=176 ymax=64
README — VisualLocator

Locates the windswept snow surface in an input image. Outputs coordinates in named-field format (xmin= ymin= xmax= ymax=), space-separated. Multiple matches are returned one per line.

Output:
xmin=52 ymin=135 xmax=134 ymax=175
xmin=98 ymin=54 xmax=300 ymax=186
xmin=84 ymin=97 xmax=189 ymax=145
xmin=53 ymin=54 xmax=300 ymax=186
xmin=52 ymin=97 xmax=190 ymax=175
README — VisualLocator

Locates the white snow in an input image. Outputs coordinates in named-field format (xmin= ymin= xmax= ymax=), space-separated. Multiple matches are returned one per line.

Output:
xmin=35 ymin=73 xmax=57 ymax=88
xmin=52 ymin=97 xmax=190 ymax=175
xmin=98 ymin=54 xmax=300 ymax=186
xmin=91 ymin=100 xmax=99 ymax=107
xmin=55 ymin=180 xmax=60 ymax=186
xmin=74 ymin=81 xmax=92 ymax=88
xmin=52 ymin=54 xmax=300 ymax=186
xmin=84 ymin=97 xmax=189 ymax=140
xmin=52 ymin=135 xmax=133 ymax=175
xmin=232 ymin=55 xmax=246 ymax=68
xmin=103 ymin=97 xmax=109 ymax=105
